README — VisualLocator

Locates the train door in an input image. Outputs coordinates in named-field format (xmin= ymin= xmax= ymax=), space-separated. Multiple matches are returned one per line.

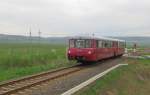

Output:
xmin=112 ymin=41 xmax=118 ymax=56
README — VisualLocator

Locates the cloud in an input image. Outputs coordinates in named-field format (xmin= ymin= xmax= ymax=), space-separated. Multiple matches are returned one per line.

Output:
xmin=0 ymin=0 xmax=150 ymax=37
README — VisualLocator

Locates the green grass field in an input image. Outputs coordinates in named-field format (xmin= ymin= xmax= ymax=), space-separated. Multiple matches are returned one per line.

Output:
xmin=0 ymin=43 xmax=76 ymax=82
xmin=75 ymin=59 xmax=150 ymax=95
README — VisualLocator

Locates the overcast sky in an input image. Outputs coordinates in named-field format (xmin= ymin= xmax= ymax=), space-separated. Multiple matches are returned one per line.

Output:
xmin=0 ymin=0 xmax=150 ymax=37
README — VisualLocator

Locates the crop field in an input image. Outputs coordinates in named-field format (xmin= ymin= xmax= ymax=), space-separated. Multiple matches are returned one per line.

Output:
xmin=75 ymin=58 xmax=150 ymax=95
xmin=0 ymin=43 xmax=76 ymax=82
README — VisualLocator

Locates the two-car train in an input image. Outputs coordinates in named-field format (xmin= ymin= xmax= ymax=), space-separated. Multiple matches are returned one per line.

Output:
xmin=67 ymin=36 xmax=125 ymax=63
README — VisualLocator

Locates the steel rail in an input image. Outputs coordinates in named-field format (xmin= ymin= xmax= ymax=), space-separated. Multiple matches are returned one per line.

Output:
xmin=0 ymin=64 xmax=82 ymax=95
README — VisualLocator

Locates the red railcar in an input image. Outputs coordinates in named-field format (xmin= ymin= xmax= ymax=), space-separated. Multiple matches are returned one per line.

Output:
xmin=67 ymin=36 xmax=125 ymax=62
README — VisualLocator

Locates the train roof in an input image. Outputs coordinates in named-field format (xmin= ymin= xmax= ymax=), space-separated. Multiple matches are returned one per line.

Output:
xmin=69 ymin=36 xmax=125 ymax=42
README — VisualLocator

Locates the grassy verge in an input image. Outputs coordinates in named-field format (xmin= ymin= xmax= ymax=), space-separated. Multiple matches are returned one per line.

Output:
xmin=75 ymin=59 xmax=150 ymax=95
xmin=0 ymin=43 xmax=76 ymax=82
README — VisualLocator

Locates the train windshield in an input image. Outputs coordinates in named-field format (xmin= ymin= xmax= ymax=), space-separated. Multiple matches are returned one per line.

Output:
xmin=75 ymin=40 xmax=85 ymax=48
xmin=69 ymin=39 xmax=91 ymax=48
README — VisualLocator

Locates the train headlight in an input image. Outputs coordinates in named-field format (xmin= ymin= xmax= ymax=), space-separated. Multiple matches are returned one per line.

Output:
xmin=88 ymin=51 xmax=92 ymax=54
xmin=68 ymin=50 xmax=71 ymax=54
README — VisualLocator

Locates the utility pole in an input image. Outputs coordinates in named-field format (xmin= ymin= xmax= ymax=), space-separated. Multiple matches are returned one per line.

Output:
xmin=29 ymin=26 xmax=33 ymax=62
xmin=92 ymin=33 xmax=95 ymax=38
xmin=38 ymin=29 xmax=41 ymax=44
xmin=29 ymin=27 xmax=32 ymax=43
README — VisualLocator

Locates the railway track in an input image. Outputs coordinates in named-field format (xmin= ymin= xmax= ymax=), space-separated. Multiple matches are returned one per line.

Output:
xmin=0 ymin=64 xmax=82 ymax=95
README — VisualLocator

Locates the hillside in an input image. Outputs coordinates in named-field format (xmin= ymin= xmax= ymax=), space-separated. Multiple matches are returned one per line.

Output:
xmin=0 ymin=34 xmax=68 ymax=44
xmin=0 ymin=34 xmax=149 ymax=46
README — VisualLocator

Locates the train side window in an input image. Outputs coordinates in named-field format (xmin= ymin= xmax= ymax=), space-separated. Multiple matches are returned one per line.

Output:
xmin=98 ymin=40 xmax=103 ymax=48
xmin=69 ymin=40 xmax=74 ymax=48
xmin=107 ymin=41 xmax=110 ymax=48
xmin=75 ymin=39 xmax=85 ymax=48
xmin=110 ymin=42 xmax=112 ymax=47
xmin=104 ymin=41 xmax=112 ymax=48
xmin=102 ymin=41 xmax=105 ymax=48
xmin=85 ymin=40 xmax=91 ymax=48
xmin=104 ymin=41 xmax=108 ymax=48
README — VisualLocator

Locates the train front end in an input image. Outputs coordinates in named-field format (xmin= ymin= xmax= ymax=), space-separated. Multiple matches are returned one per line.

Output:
xmin=67 ymin=38 xmax=97 ymax=62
